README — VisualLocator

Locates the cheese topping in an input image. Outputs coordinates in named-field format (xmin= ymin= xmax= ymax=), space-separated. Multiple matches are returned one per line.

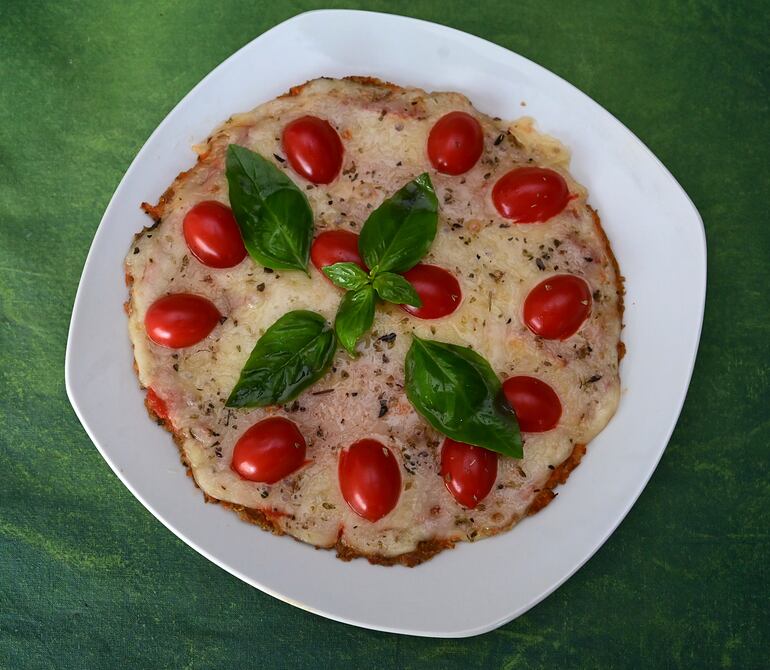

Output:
xmin=125 ymin=78 xmax=622 ymax=561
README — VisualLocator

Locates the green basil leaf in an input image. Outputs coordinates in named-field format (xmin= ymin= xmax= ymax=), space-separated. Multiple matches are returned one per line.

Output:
xmin=334 ymin=285 xmax=376 ymax=356
xmin=359 ymin=173 xmax=438 ymax=275
xmin=226 ymin=310 xmax=336 ymax=408
xmin=226 ymin=144 xmax=313 ymax=272
xmin=323 ymin=262 xmax=370 ymax=291
xmin=404 ymin=336 xmax=522 ymax=458
xmin=372 ymin=272 xmax=422 ymax=307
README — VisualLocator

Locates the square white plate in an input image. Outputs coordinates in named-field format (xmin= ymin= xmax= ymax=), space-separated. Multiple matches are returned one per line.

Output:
xmin=65 ymin=10 xmax=706 ymax=637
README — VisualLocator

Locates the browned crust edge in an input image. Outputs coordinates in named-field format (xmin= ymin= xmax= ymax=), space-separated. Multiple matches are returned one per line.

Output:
xmin=140 ymin=166 xmax=195 ymax=224
xmin=282 ymin=75 xmax=399 ymax=99
xmin=588 ymin=205 xmax=626 ymax=360
xmin=527 ymin=443 xmax=587 ymax=515
xmin=130 ymin=80 xmax=625 ymax=567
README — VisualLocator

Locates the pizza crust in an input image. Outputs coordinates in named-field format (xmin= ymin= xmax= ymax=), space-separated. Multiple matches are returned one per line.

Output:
xmin=125 ymin=76 xmax=624 ymax=565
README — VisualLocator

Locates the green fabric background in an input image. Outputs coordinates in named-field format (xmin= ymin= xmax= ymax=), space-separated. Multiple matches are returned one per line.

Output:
xmin=1 ymin=1 xmax=767 ymax=667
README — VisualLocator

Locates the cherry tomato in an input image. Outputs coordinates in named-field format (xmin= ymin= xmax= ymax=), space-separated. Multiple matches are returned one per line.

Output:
xmin=427 ymin=111 xmax=484 ymax=175
xmin=310 ymin=230 xmax=367 ymax=277
xmin=492 ymin=167 xmax=570 ymax=223
xmin=502 ymin=376 xmax=562 ymax=432
xmin=182 ymin=201 xmax=246 ymax=268
xmin=400 ymin=264 xmax=462 ymax=319
xmin=440 ymin=438 xmax=498 ymax=509
xmin=231 ymin=417 xmax=307 ymax=484
xmin=338 ymin=439 xmax=401 ymax=522
xmin=144 ymin=293 xmax=220 ymax=348
xmin=523 ymin=274 xmax=592 ymax=340
xmin=282 ymin=115 xmax=344 ymax=184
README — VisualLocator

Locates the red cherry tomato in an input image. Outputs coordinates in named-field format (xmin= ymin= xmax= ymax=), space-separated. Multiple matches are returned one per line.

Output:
xmin=400 ymin=264 xmax=462 ymax=319
xmin=282 ymin=115 xmax=344 ymax=184
xmin=492 ymin=167 xmax=570 ymax=223
xmin=144 ymin=293 xmax=220 ymax=348
xmin=231 ymin=417 xmax=307 ymax=484
xmin=310 ymin=230 xmax=367 ymax=277
xmin=440 ymin=438 xmax=498 ymax=509
xmin=502 ymin=376 xmax=562 ymax=432
xmin=523 ymin=274 xmax=592 ymax=340
xmin=427 ymin=111 xmax=484 ymax=175
xmin=182 ymin=201 xmax=246 ymax=268
xmin=338 ymin=439 xmax=401 ymax=522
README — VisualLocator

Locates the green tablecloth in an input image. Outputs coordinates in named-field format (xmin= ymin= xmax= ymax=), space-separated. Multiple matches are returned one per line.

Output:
xmin=1 ymin=1 xmax=767 ymax=667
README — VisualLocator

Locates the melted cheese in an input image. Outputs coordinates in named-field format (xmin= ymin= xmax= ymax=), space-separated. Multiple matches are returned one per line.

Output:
xmin=125 ymin=78 xmax=622 ymax=560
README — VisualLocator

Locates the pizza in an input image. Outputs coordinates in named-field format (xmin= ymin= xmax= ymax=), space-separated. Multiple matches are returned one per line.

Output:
xmin=124 ymin=77 xmax=623 ymax=566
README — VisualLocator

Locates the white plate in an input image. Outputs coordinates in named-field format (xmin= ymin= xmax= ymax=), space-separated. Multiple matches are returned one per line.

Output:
xmin=65 ymin=10 xmax=706 ymax=637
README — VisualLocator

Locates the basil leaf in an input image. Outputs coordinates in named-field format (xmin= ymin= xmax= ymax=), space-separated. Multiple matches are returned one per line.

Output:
xmin=372 ymin=272 xmax=422 ymax=307
xmin=404 ymin=336 xmax=522 ymax=458
xmin=226 ymin=310 xmax=336 ymax=407
xmin=334 ymin=285 xmax=376 ymax=356
xmin=323 ymin=262 xmax=369 ymax=291
xmin=226 ymin=144 xmax=313 ymax=272
xmin=359 ymin=173 xmax=438 ymax=275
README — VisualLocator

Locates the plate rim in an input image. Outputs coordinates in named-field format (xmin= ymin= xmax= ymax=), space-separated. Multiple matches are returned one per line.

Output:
xmin=65 ymin=8 xmax=707 ymax=638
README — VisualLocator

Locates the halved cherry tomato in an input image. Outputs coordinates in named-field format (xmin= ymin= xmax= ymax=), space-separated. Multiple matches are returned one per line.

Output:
xmin=338 ymin=439 xmax=401 ymax=522
xmin=427 ymin=111 xmax=484 ymax=175
xmin=492 ymin=167 xmax=569 ymax=223
xmin=523 ymin=274 xmax=592 ymax=340
xmin=310 ymin=230 xmax=367 ymax=276
xmin=144 ymin=293 xmax=220 ymax=348
xmin=440 ymin=438 xmax=498 ymax=509
xmin=231 ymin=417 xmax=306 ymax=484
xmin=502 ymin=376 xmax=562 ymax=432
xmin=182 ymin=201 xmax=246 ymax=268
xmin=400 ymin=264 xmax=462 ymax=319
xmin=282 ymin=115 xmax=343 ymax=184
